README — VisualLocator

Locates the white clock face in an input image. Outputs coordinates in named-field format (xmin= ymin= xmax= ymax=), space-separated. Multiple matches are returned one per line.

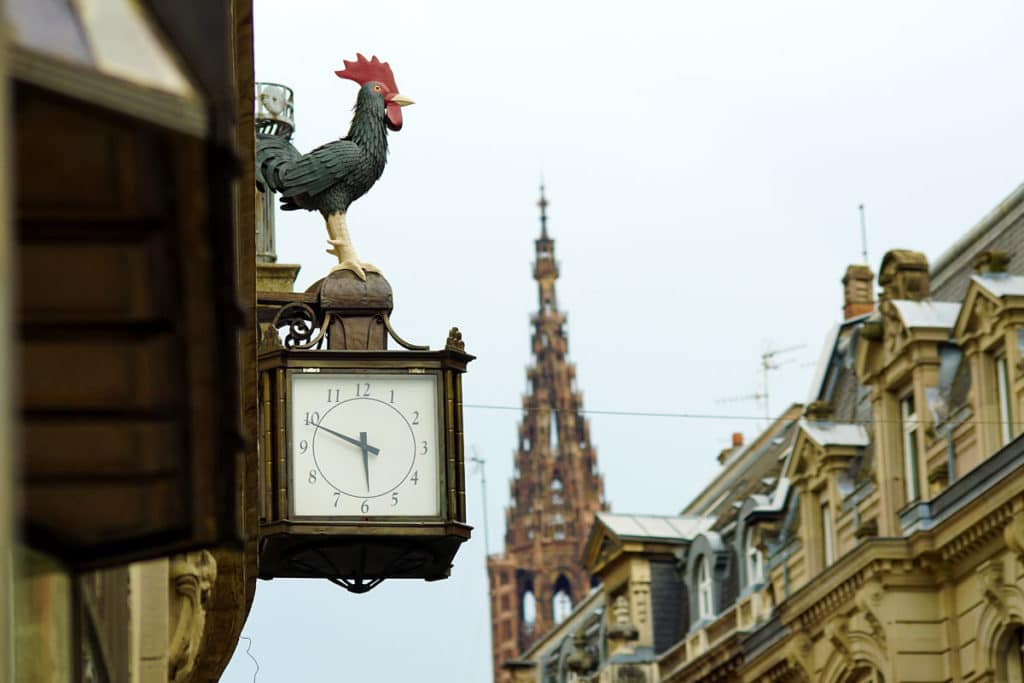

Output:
xmin=290 ymin=371 xmax=440 ymax=517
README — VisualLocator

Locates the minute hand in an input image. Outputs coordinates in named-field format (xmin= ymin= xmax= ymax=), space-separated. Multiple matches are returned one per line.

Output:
xmin=315 ymin=423 xmax=381 ymax=456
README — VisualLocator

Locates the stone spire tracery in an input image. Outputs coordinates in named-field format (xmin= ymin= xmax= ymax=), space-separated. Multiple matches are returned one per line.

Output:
xmin=487 ymin=188 xmax=606 ymax=682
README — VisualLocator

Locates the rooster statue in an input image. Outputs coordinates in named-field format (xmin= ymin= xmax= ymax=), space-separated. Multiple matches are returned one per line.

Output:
xmin=256 ymin=54 xmax=414 ymax=280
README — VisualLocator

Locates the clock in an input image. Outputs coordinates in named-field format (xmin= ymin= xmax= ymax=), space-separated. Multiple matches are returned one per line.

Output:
xmin=257 ymin=346 xmax=473 ymax=586
xmin=290 ymin=370 xmax=440 ymax=518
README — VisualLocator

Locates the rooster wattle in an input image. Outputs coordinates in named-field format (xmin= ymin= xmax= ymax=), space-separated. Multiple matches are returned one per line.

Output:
xmin=255 ymin=54 xmax=413 ymax=280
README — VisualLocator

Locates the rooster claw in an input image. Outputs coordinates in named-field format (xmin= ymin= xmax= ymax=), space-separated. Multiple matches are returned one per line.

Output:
xmin=330 ymin=260 xmax=367 ymax=281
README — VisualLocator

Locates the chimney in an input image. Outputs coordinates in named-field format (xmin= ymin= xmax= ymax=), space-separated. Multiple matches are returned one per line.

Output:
xmin=878 ymin=250 xmax=929 ymax=301
xmin=718 ymin=433 xmax=744 ymax=464
xmin=973 ymin=250 xmax=1010 ymax=275
xmin=842 ymin=264 xmax=874 ymax=319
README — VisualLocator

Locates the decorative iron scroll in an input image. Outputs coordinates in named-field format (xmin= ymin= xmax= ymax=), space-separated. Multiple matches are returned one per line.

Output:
xmin=259 ymin=297 xmax=442 ymax=352
xmin=269 ymin=302 xmax=331 ymax=350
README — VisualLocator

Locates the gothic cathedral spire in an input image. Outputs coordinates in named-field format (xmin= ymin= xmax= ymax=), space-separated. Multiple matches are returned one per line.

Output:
xmin=487 ymin=188 xmax=606 ymax=682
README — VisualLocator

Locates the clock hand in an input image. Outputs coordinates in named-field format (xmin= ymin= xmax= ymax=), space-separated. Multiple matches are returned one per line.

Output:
xmin=359 ymin=431 xmax=370 ymax=493
xmin=314 ymin=423 xmax=380 ymax=456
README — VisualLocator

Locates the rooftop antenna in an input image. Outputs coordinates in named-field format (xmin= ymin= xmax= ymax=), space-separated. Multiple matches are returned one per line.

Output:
xmin=760 ymin=344 xmax=806 ymax=423
xmin=469 ymin=446 xmax=490 ymax=556
xmin=716 ymin=391 xmax=768 ymax=421
xmin=858 ymin=203 xmax=869 ymax=266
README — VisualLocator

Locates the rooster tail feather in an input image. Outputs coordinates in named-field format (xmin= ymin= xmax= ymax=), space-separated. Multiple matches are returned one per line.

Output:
xmin=255 ymin=134 xmax=301 ymax=193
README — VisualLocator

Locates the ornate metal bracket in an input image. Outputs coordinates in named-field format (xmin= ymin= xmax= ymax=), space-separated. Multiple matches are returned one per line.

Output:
xmin=382 ymin=314 xmax=429 ymax=351
xmin=269 ymin=302 xmax=331 ymax=350
xmin=286 ymin=539 xmax=436 ymax=594
xmin=258 ymin=293 xmax=449 ymax=353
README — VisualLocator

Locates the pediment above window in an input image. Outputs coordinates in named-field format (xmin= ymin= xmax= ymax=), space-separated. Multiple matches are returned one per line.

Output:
xmin=787 ymin=420 xmax=868 ymax=486
xmin=954 ymin=274 xmax=1024 ymax=347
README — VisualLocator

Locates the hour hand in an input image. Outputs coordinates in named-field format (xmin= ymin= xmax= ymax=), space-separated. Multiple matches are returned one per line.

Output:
xmin=315 ymin=423 xmax=380 ymax=456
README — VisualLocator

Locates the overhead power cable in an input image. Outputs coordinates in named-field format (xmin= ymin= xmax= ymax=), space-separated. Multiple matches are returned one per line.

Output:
xmin=460 ymin=403 xmax=1013 ymax=427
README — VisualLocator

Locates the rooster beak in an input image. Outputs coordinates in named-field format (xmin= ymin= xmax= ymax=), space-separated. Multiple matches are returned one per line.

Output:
xmin=389 ymin=94 xmax=415 ymax=107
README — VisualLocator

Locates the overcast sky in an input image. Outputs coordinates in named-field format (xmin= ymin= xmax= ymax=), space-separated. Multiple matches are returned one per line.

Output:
xmin=222 ymin=1 xmax=1024 ymax=680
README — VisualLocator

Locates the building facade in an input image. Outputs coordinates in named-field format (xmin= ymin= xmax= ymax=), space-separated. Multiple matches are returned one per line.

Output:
xmin=508 ymin=182 xmax=1024 ymax=683
xmin=5 ymin=2 xmax=260 ymax=681
xmin=489 ymin=191 xmax=608 ymax=681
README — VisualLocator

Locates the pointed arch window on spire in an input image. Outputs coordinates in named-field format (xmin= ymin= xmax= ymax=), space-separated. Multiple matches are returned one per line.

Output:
xmin=522 ymin=588 xmax=537 ymax=634
xmin=551 ymin=476 xmax=564 ymax=505
xmin=549 ymin=412 xmax=559 ymax=455
xmin=551 ymin=512 xmax=566 ymax=540
xmin=552 ymin=575 xmax=573 ymax=624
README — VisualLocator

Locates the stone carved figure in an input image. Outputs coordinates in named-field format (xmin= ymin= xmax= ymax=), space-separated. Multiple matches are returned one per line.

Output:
xmin=168 ymin=551 xmax=218 ymax=683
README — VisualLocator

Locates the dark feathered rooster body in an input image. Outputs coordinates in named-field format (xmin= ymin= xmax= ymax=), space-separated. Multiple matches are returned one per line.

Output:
xmin=256 ymin=55 xmax=413 ymax=280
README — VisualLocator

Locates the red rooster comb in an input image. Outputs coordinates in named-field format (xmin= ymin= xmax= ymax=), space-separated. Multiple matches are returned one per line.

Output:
xmin=335 ymin=54 xmax=399 ymax=92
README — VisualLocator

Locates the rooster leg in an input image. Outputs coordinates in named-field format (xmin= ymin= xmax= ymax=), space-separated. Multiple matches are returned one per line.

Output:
xmin=324 ymin=212 xmax=381 ymax=281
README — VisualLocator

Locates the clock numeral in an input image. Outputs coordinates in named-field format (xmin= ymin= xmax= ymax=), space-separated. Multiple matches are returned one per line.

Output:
xmin=333 ymin=492 xmax=341 ymax=508
xmin=360 ymin=500 xmax=370 ymax=514
xmin=299 ymin=439 xmax=308 ymax=454
xmin=327 ymin=388 xmax=342 ymax=402
xmin=421 ymin=441 xmax=428 ymax=455
xmin=308 ymin=469 xmax=317 ymax=484
xmin=355 ymin=382 xmax=370 ymax=397
xmin=304 ymin=411 xmax=321 ymax=427
xmin=391 ymin=492 xmax=399 ymax=507
xmin=411 ymin=410 xmax=420 ymax=425
xmin=411 ymin=471 xmax=419 ymax=485
xmin=389 ymin=389 xmax=395 ymax=403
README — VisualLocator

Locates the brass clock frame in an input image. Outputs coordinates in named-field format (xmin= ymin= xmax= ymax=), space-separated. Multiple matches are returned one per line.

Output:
xmin=258 ymin=347 xmax=472 ymax=589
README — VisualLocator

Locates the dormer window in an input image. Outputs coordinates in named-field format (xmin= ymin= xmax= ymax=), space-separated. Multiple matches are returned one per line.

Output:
xmin=996 ymin=353 xmax=1013 ymax=446
xmin=745 ymin=528 xmax=763 ymax=585
xmin=820 ymin=492 xmax=835 ymax=566
xmin=697 ymin=557 xmax=713 ymax=620
xmin=901 ymin=394 xmax=921 ymax=503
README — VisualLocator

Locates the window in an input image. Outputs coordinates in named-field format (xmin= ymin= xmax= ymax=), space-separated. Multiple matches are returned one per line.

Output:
xmin=1001 ymin=626 xmax=1024 ymax=683
xmin=997 ymin=354 xmax=1014 ymax=446
xmin=820 ymin=493 xmax=834 ymax=566
xmin=522 ymin=589 xmax=537 ymax=633
xmin=551 ymin=476 xmax=564 ymax=505
xmin=551 ymin=512 xmax=566 ymax=541
xmin=901 ymin=394 xmax=921 ymax=503
xmin=552 ymin=575 xmax=573 ymax=624
xmin=549 ymin=412 xmax=559 ymax=454
xmin=745 ymin=528 xmax=763 ymax=585
xmin=697 ymin=557 xmax=713 ymax=620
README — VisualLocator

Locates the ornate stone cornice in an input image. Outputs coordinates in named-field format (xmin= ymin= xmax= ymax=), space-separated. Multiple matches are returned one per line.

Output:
xmin=939 ymin=499 xmax=1015 ymax=564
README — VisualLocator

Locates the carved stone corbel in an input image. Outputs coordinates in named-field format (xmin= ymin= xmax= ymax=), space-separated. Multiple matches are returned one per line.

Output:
xmin=607 ymin=595 xmax=639 ymax=656
xmin=168 ymin=551 xmax=218 ymax=683
xmin=824 ymin=614 xmax=851 ymax=658
xmin=855 ymin=578 xmax=887 ymax=649
xmin=1004 ymin=504 xmax=1024 ymax=564
xmin=565 ymin=628 xmax=596 ymax=676
xmin=977 ymin=558 xmax=1006 ymax=614
xmin=783 ymin=632 xmax=814 ymax=681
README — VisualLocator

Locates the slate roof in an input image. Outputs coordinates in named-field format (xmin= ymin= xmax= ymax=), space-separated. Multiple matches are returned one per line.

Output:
xmin=930 ymin=182 xmax=1024 ymax=301
xmin=595 ymin=512 xmax=714 ymax=542
xmin=799 ymin=419 xmax=871 ymax=448
xmin=971 ymin=273 xmax=1024 ymax=298
xmin=891 ymin=300 xmax=961 ymax=329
